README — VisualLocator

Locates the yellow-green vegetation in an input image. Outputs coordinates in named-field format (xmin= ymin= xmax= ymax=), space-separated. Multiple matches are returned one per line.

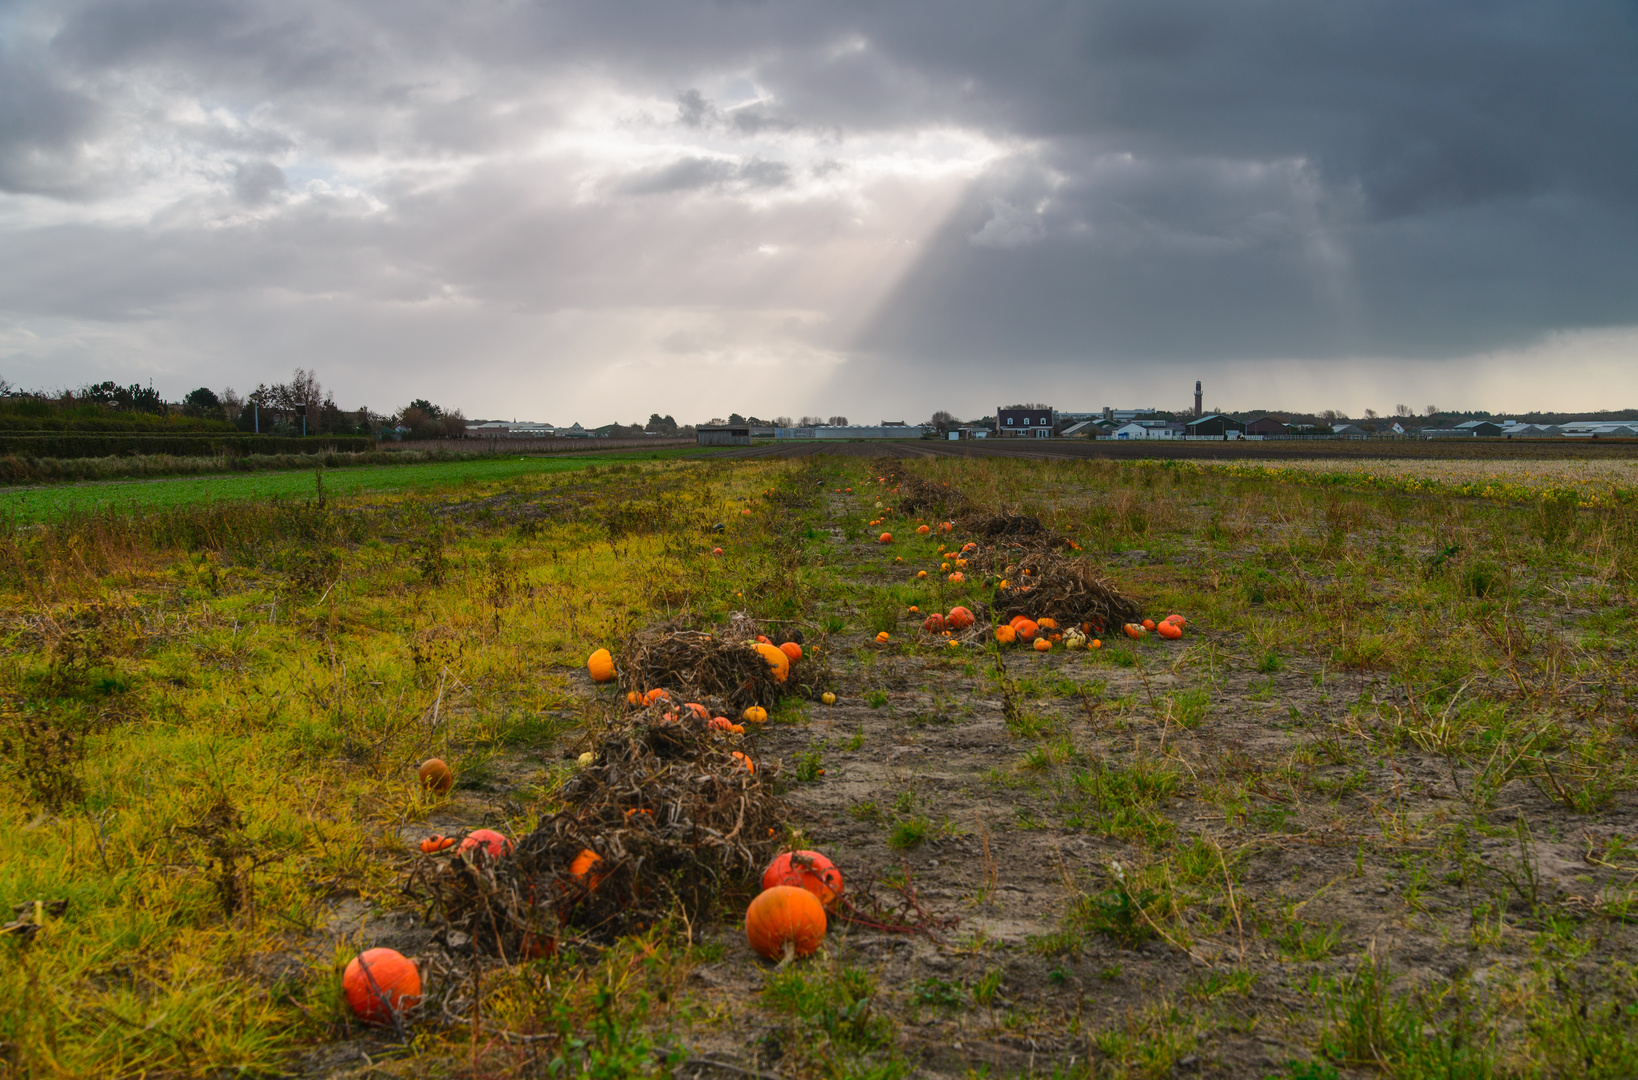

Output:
xmin=4 ymin=447 xmax=1638 ymax=1079
xmin=0 ymin=458 xmax=780 ymax=1076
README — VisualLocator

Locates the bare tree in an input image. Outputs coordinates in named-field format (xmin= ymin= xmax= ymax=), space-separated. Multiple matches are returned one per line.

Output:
xmin=929 ymin=409 xmax=957 ymax=430
xmin=1320 ymin=408 xmax=1340 ymax=422
xmin=827 ymin=415 xmax=849 ymax=426
xmin=1395 ymin=403 xmax=1412 ymax=417
xmin=1364 ymin=408 xmax=1379 ymax=419
xmin=774 ymin=415 xmax=792 ymax=427
xmin=1425 ymin=405 xmax=1439 ymax=417
xmin=798 ymin=415 xmax=823 ymax=426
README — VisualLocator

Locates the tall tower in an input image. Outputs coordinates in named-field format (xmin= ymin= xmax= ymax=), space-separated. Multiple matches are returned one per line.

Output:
xmin=1194 ymin=381 xmax=1202 ymax=418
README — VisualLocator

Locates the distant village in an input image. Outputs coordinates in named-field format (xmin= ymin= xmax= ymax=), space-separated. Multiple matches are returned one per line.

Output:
xmin=473 ymin=391 xmax=1638 ymax=447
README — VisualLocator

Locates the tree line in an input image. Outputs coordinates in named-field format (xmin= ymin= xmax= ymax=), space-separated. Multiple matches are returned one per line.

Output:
xmin=0 ymin=371 xmax=466 ymax=440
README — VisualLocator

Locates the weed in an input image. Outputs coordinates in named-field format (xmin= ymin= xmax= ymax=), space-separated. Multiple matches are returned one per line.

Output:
xmin=889 ymin=816 xmax=930 ymax=849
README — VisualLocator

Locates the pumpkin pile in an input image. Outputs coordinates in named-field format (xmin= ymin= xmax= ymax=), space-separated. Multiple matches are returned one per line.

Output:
xmin=985 ymin=550 xmax=1141 ymax=634
xmin=411 ymin=703 xmax=785 ymax=955
xmin=611 ymin=625 xmax=818 ymax=712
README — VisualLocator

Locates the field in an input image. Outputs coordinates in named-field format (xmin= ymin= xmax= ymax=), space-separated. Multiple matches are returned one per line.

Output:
xmin=2 ymin=449 xmax=1636 ymax=1079
xmin=0 ymin=451 xmax=703 ymax=523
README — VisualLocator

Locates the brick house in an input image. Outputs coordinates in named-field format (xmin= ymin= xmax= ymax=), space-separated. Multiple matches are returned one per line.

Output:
xmin=996 ymin=406 xmax=1053 ymax=438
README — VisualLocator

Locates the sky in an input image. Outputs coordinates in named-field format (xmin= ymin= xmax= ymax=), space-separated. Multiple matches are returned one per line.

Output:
xmin=2 ymin=0 xmax=1636 ymax=424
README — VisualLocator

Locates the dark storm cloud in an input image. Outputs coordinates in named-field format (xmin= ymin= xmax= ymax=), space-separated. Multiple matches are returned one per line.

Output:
xmin=2 ymin=0 xmax=1636 ymax=400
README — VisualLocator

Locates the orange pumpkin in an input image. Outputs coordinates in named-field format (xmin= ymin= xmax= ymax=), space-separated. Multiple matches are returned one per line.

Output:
xmin=1014 ymin=619 xmax=1039 ymax=642
xmin=1091 ymin=638 xmax=1103 ymax=649
xmin=763 ymin=850 xmax=845 ymax=908
xmin=569 ymin=848 xmax=605 ymax=891
xmin=948 ymin=572 xmax=965 ymax=583
xmin=684 ymin=702 xmax=710 ymax=720
xmin=643 ymin=688 xmax=671 ymax=705
xmin=745 ymin=886 xmax=827 ymax=962
xmin=753 ymin=643 xmax=790 ymax=683
xmin=1033 ymin=638 xmax=1052 ymax=652
xmin=779 ymin=641 xmax=803 ymax=664
xmin=459 ymin=829 xmax=512 ymax=859
xmin=1124 ymin=623 xmax=1147 ymax=639
xmin=344 ymin=948 xmax=421 ymax=1026
xmin=1037 ymin=617 xmax=1058 ymax=631
xmin=947 ymin=607 xmax=975 ymax=631
xmin=1142 ymin=619 xmax=1157 ymax=632
xmin=916 ymin=525 xmax=931 ymax=535
xmin=917 ymin=570 xmax=928 ymax=579
xmin=626 ymin=690 xmax=641 ymax=706
xmin=1008 ymin=614 xmax=1030 ymax=629
xmin=712 ymin=547 xmax=723 ymax=556
xmin=418 ymin=835 xmax=455 ymax=854
xmin=418 ymin=758 xmax=453 ymax=795
xmin=941 ymin=562 xmax=951 ymax=572
xmin=587 ymin=648 xmax=616 ymax=683
xmin=923 ymin=613 xmax=946 ymax=633
xmin=875 ymin=631 xmax=890 ymax=644
xmin=995 ymin=625 xmax=1017 ymax=644
xmin=732 ymin=751 xmax=755 ymax=774
xmin=879 ymin=532 xmax=893 ymax=544
xmin=961 ymin=542 xmax=977 ymax=553
xmin=1164 ymin=614 xmax=1187 ymax=627
xmin=742 ymin=706 xmax=768 ymax=723
xmin=1158 ymin=621 xmax=1183 ymax=640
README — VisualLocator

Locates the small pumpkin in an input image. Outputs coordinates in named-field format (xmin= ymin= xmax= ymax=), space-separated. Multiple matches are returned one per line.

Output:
xmin=742 ymin=705 xmax=769 ymax=723
xmin=418 ymin=835 xmax=456 ymax=854
xmin=1158 ymin=621 xmax=1183 ymax=640
xmin=923 ymin=613 xmax=946 ymax=633
xmin=941 ymin=562 xmax=951 ymax=572
xmin=947 ymin=606 xmax=975 ymax=630
xmin=712 ymin=547 xmax=723 ymax=556
xmin=1063 ymin=628 xmax=1087 ymax=649
xmin=779 ymin=641 xmax=803 ymax=664
xmin=879 ymin=532 xmax=893 ymax=544
xmin=917 ymin=570 xmax=928 ymax=579
xmin=344 ymin=948 xmax=421 ymax=1026
xmin=626 ymin=690 xmax=641 ymax=706
xmin=418 ymin=758 xmax=454 ymax=795
xmin=577 ymin=750 xmax=595 ymax=767
xmin=763 ymin=850 xmax=845 ymax=908
xmin=745 ymin=885 xmax=827 ymax=962
xmin=916 ymin=524 xmax=931 ymax=535
xmin=948 ymin=572 xmax=965 ymax=583
xmin=754 ymin=643 xmax=791 ymax=683
xmin=1033 ymin=638 xmax=1052 ymax=652
xmin=1142 ymin=619 xmax=1157 ymax=632
xmin=1037 ymin=617 xmax=1059 ymax=631
xmin=459 ymin=829 xmax=512 ymax=859
xmin=1124 ymin=623 xmax=1148 ymax=639
xmin=732 ymin=751 xmax=755 ymax=774
xmin=569 ymin=848 xmax=605 ymax=890
xmin=643 ymin=688 xmax=671 ymax=705
xmin=684 ymin=702 xmax=710 ymax=720
xmin=587 ymin=648 xmax=616 ymax=683
xmin=875 ymin=631 xmax=890 ymax=644
xmin=1163 ymin=614 xmax=1187 ymax=627
xmin=1091 ymin=638 xmax=1103 ymax=649
xmin=1014 ymin=619 xmax=1039 ymax=642
xmin=995 ymin=624 xmax=1017 ymax=644
xmin=821 ymin=691 xmax=837 ymax=705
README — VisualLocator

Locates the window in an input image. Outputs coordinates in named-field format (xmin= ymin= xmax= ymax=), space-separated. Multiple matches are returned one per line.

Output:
xmin=1007 ymin=417 xmax=1014 ymax=425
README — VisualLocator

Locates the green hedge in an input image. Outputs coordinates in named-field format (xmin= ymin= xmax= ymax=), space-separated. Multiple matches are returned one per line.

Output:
xmin=0 ymin=434 xmax=376 ymax=459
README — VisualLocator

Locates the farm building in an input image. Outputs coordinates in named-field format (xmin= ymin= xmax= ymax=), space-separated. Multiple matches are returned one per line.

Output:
xmin=696 ymin=425 xmax=751 ymax=446
xmin=1244 ymin=416 xmax=1288 ymax=437
xmin=996 ymin=406 xmax=1054 ymax=437
xmin=1185 ymin=414 xmax=1247 ymax=438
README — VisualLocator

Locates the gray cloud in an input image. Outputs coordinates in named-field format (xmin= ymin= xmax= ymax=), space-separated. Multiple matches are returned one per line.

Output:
xmin=1 ymin=0 xmax=1636 ymax=418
